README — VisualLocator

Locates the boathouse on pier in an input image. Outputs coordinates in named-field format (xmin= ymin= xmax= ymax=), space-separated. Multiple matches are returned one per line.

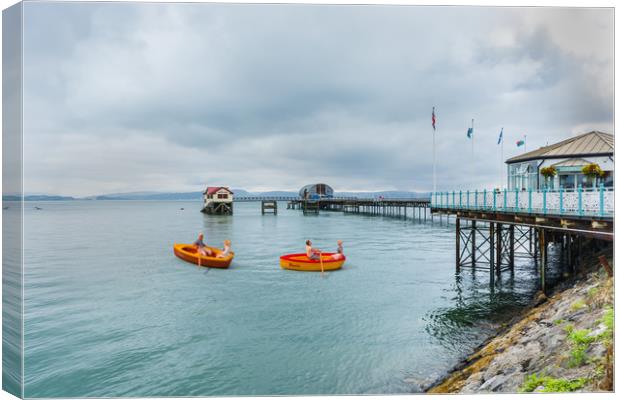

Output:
xmin=506 ymin=131 xmax=614 ymax=191
xmin=201 ymin=186 xmax=233 ymax=214
xmin=299 ymin=183 xmax=334 ymax=200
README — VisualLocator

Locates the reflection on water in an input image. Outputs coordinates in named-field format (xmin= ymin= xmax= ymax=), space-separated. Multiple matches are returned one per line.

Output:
xmin=22 ymin=201 xmax=568 ymax=397
xmin=425 ymin=244 xmax=567 ymax=357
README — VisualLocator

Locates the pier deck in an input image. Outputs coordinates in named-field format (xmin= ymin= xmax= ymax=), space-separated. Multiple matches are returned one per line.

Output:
xmin=431 ymin=188 xmax=614 ymax=293
xmin=287 ymin=198 xmax=431 ymax=219
xmin=430 ymin=187 xmax=613 ymax=240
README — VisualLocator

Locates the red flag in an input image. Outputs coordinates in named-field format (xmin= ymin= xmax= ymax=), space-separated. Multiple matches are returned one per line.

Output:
xmin=432 ymin=107 xmax=436 ymax=131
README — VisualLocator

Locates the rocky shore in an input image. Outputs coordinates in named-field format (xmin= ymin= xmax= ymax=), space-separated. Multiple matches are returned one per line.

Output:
xmin=427 ymin=250 xmax=614 ymax=394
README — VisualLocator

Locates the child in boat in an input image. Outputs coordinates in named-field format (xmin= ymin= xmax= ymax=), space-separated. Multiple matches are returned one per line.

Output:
xmin=193 ymin=232 xmax=213 ymax=257
xmin=331 ymin=240 xmax=344 ymax=260
xmin=217 ymin=240 xmax=231 ymax=258
xmin=305 ymin=240 xmax=321 ymax=260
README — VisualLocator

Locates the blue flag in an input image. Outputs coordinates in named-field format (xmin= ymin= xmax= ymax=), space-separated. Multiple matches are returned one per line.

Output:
xmin=467 ymin=127 xmax=473 ymax=139
xmin=497 ymin=128 xmax=503 ymax=145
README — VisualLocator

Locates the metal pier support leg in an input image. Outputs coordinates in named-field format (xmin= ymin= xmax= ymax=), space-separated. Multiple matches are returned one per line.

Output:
xmin=509 ymin=224 xmax=515 ymax=270
xmin=533 ymin=229 xmax=539 ymax=265
xmin=496 ymin=223 xmax=502 ymax=274
xmin=539 ymin=228 xmax=546 ymax=293
xmin=489 ymin=222 xmax=495 ymax=285
xmin=471 ymin=220 xmax=476 ymax=268
xmin=456 ymin=217 xmax=461 ymax=272
xmin=567 ymin=234 xmax=573 ymax=275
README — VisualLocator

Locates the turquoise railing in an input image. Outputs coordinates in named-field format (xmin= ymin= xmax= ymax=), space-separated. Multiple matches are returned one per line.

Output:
xmin=431 ymin=186 xmax=612 ymax=217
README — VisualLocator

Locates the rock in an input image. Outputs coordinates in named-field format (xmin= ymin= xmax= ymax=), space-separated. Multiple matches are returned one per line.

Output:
xmin=589 ymin=342 xmax=607 ymax=359
xmin=482 ymin=343 xmax=537 ymax=381
xmin=460 ymin=371 xmax=484 ymax=392
xmin=479 ymin=374 xmax=511 ymax=391
xmin=538 ymin=333 xmax=562 ymax=351
xmin=521 ymin=327 xmax=546 ymax=346
xmin=588 ymin=324 xmax=607 ymax=338
xmin=566 ymin=308 xmax=588 ymax=321
xmin=426 ymin=252 xmax=614 ymax=395
xmin=533 ymin=291 xmax=548 ymax=305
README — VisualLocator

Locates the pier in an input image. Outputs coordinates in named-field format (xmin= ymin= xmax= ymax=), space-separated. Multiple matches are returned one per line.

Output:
xmin=261 ymin=200 xmax=278 ymax=215
xmin=279 ymin=187 xmax=614 ymax=294
xmin=431 ymin=187 xmax=614 ymax=293
xmin=287 ymin=198 xmax=431 ymax=221
xmin=239 ymin=186 xmax=613 ymax=295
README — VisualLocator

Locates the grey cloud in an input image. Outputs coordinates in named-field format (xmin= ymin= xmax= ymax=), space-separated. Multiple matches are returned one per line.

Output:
xmin=19 ymin=3 xmax=613 ymax=196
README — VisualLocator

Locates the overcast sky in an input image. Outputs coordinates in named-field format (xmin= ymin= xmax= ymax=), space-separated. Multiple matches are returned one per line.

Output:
xmin=19 ymin=2 xmax=613 ymax=196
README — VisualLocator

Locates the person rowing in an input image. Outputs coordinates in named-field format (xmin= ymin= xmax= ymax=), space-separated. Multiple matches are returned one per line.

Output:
xmin=193 ymin=232 xmax=213 ymax=257
xmin=305 ymin=239 xmax=321 ymax=261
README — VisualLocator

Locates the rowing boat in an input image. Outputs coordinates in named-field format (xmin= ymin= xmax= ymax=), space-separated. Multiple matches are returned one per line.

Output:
xmin=279 ymin=253 xmax=345 ymax=271
xmin=173 ymin=243 xmax=234 ymax=269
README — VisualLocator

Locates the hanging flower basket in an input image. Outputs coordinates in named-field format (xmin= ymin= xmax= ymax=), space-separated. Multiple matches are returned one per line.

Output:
xmin=581 ymin=163 xmax=605 ymax=188
xmin=540 ymin=166 xmax=557 ymax=178
xmin=581 ymin=163 xmax=605 ymax=178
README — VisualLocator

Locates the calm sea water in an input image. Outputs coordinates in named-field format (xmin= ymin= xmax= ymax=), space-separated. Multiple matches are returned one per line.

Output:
xmin=19 ymin=201 xmax=562 ymax=397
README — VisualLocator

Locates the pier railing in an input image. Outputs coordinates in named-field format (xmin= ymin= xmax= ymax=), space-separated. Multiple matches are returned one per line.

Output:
xmin=431 ymin=185 xmax=613 ymax=218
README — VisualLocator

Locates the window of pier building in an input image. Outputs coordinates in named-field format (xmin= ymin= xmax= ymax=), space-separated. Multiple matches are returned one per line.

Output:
xmin=508 ymin=161 xmax=538 ymax=190
xmin=556 ymin=172 xmax=613 ymax=191
xmin=554 ymin=162 xmax=614 ymax=190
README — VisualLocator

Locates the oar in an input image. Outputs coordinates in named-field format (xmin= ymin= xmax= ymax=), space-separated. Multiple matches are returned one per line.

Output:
xmin=319 ymin=252 xmax=325 ymax=277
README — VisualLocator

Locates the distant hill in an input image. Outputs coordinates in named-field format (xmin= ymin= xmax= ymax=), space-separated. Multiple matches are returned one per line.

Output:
xmin=335 ymin=191 xmax=430 ymax=199
xmin=10 ymin=189 xmax=430 ymax=201
xmin=3 ymin=195 xmax=76 ymax=201
xmin=89 ymin=192 xmax=203 ymax=201
xmin=230 ymin=188 xmax=251 ymax=197
xmin=254 ymin=191 xmax=298 ymax=197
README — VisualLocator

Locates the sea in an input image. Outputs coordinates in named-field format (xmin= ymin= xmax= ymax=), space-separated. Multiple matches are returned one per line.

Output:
xmin=8 ymin=200 xmax=565 ymax=397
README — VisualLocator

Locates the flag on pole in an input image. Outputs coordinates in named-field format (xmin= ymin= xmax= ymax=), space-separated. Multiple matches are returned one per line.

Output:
xmin=432 ymin=107 xmax=436 ymax=131
xmin=516 ymin=139 xmax=525 ymax=147
xmin=497 ymin=128 xmax=503 ymax=145
xmin=466 ymin=119 xmax=474 ymax=138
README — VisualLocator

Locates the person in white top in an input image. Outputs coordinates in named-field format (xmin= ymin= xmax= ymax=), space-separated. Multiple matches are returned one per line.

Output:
xmin=331 ymin=240 xmax=344 ymax=260
xmin=217 ymin=240 xmax=232 ymax=258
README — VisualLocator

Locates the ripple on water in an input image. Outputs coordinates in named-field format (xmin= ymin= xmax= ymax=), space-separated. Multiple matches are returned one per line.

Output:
xmin=23 ymin=201 xmax=564 ymax=396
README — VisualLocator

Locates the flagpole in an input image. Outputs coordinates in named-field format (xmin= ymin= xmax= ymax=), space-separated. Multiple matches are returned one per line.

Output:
xmin=499 ymin=128 xmax=504 ymax=189
xmin=433 ymin=129 xmax=436 ymax=195
xmin=524 ymin=134 xmax=527 ymax=153
xmin=432 ymin=107 xmax=437 ymax=197
xmin=471 ymin=119 xmax=474 ymax=187
xmin=501 ymin=135 xmax=504 ymax=188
